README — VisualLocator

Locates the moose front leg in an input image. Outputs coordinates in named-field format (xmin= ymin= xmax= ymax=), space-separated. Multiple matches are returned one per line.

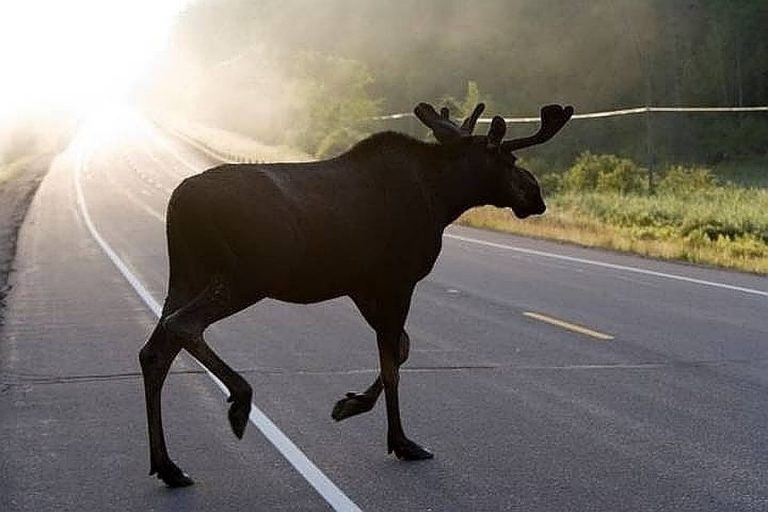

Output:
xmin=335 ymin=289 xmax=431 ymax=459
xmin=368 ymin=289 xmax=431 ymax=460
xmin=331 ymin=331 xmax=409 ymax=421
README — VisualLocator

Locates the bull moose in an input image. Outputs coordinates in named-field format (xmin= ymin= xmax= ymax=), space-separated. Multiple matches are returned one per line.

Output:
xmin=139 ymin=101 xmax=573 ymax=487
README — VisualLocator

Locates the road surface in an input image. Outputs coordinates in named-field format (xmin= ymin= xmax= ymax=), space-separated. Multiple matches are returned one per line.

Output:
xmin=2 ymin=110 xmax=767 ymax=511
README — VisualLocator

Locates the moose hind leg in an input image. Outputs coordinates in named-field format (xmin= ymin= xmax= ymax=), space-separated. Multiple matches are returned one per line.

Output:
xmin=332 ymin=331 xmax=410 ymax=421
xmin=165 ymin=277 xmax=256 ymax=440
xmin=185 ymin=337 xmax=253 ymax=439
xmin=139 ymin=322 xmax=193 ymax=487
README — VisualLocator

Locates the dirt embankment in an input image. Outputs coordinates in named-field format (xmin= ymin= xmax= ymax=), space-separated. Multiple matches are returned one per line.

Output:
xmin=0 ymin=155 xmax=53 ymax=322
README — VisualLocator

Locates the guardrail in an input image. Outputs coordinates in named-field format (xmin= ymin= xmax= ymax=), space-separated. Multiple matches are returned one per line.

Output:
xmin=156 ymin=120 xmax=257 ymax=164
xmin=374 ymin=105 xmax=768 ymax=124
xmin=158 ymin=117 xmax=311 ymax=165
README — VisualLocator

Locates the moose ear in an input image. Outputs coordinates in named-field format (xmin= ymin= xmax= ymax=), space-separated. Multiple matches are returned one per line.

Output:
xmin=487 ymin=116 xmax=507 ymax=146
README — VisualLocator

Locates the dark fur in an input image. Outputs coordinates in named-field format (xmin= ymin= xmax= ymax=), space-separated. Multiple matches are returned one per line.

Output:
xmin=139 ymin=104 xmax=570 ymax=487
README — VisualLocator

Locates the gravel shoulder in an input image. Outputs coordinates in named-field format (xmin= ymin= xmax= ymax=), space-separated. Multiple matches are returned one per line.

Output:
xmin=0 ymin=154 xmax=54 ymax=322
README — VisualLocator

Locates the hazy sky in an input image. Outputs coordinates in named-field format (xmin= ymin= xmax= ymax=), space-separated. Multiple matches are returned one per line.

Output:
xmin=0 ymin=0 xmax=190 ymax=121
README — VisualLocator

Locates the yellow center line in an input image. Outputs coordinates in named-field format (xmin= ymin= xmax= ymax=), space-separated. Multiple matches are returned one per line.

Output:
xmin=523 ymin=311 xmax=614 ymax=340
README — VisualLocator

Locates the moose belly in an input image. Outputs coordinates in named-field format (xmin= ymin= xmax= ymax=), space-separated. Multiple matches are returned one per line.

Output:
xmin=264 ymin=241 xmax=439 ymax=304
xmin=265 ymin=253 xmax=367 ymax=304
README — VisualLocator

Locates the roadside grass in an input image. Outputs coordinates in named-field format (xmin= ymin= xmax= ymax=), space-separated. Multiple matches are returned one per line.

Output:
xmin=0 ymin=155 xmax=37 ymax=186
xmin=460 ymin=187 xmax=768 ymax=274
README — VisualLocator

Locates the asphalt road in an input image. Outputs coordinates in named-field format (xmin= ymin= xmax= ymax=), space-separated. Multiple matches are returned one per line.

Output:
xmin=1 ymin=110 xmax=767 ymax=511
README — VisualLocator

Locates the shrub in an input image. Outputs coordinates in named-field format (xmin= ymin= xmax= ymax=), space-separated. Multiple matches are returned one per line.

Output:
xmin=562 ymin=151 xmax=600 ymax=191
xmin=287 ymin=52 xmax=382 ymax=157
xmin=439 ymin=81 xmax=493 ymax=120
xmin=596 ymin=159 xmax=646 ymax=194
xmin=537 ymin=172 xmax=563 ymax=196
xmin=563 ymin=151 xmax=645 ymax=194
xmin=658 ymin=165 xmax=718 ymax=195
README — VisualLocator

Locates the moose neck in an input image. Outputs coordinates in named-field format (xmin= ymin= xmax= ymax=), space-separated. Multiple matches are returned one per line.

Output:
xmin=343 ymin=133 xmax=495 ymax=230
xmin=422 ymin=145 xmax=495 ymax=228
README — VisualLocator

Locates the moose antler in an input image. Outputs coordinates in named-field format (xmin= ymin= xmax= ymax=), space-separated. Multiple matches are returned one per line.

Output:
xmin=415 ymin=102 xmax=573 ymax=151
xmin=501 ymin=104 xmax=574 ymax=153
xmin=414 ymin=102 xmax=485 ymax=143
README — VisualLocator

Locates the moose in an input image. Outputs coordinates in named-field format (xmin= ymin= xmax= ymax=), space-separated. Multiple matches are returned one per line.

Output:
xmin=139 ymin=101 xmax=573 ymax=487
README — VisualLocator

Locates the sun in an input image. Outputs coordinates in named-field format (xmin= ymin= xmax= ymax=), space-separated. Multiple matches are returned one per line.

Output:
xmin=0 ymin=0 xmax=190 ymax=121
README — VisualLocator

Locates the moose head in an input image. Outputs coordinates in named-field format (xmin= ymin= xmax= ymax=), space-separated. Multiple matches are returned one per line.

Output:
xmin=414 ymin=101 xmax=573 ymax=218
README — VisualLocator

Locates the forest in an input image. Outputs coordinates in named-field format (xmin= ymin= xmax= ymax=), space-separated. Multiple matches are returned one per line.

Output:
xmin=144 ymin=0 xmax=767 ymax=167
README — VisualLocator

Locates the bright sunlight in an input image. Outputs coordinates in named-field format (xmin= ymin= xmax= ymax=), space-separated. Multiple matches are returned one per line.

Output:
xmin=0 ymin=0 xmax=190 ymax=121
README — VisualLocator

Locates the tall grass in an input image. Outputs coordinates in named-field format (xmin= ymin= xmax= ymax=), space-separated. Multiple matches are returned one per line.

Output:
xmin=460 ymin=185 xmax=768 ymax=274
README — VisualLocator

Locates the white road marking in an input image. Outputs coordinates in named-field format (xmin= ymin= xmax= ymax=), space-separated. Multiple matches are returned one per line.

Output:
xmin=445 ymin=233 xmax=768 ymax=298
xmin=73 ymin=142 xmax=362 ymax=512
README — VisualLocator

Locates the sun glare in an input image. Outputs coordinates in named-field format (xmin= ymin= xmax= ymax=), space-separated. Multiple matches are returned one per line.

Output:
xmin=0 ymin=0 xmax=190 ymax=121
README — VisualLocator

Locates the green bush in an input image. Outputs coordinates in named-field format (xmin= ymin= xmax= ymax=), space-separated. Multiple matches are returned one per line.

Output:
xmin=563 ymin=152 xmax=646 ymax=194
xmin=537 ymin=172 xmax=563 ymax=197
xmin=287 ymin=52 xmax=382 ymax=157
xmin=658 ymin=165 xmax=718 ymax=195
xmin=438 ymin=81 xmax=493 ymax=121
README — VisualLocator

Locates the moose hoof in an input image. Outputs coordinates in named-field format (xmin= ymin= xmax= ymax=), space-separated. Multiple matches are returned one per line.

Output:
xmin=228 ymin=395 xmax=251 ymax=439
xmin=390 ymin=438 xmax=434 ymax=461
xmin=331 ymin=392 xmax=376 ymax=421
xmin=153 ymin=461 xmax=194 ymax=488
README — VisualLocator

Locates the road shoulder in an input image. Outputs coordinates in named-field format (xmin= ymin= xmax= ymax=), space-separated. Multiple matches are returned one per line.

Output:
xmin=0 ymin=154 xmax=54 ymax=324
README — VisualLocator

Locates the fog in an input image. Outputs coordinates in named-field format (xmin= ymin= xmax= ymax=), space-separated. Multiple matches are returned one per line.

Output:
xmin=142 ymin=0 xmax=767 ymax=163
